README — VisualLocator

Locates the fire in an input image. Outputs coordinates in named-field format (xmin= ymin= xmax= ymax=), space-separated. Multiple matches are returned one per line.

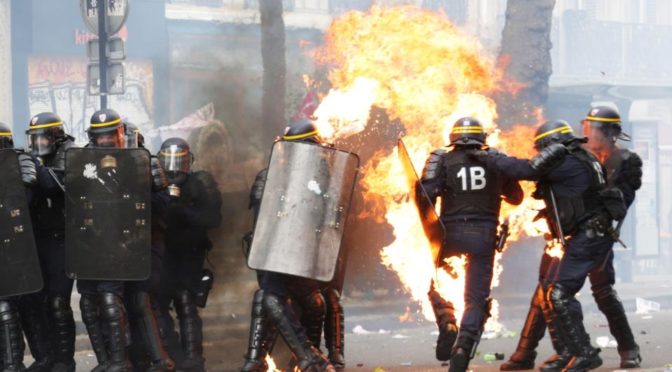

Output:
xmin=265 ymin=355 xmax=280 ymax=372
xmin=312 ymin=5 xmax=552 ymax=331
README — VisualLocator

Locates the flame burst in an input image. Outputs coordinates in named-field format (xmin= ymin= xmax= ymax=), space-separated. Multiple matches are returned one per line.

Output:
xmin=313 ymin=6 xmax=553 ymax=330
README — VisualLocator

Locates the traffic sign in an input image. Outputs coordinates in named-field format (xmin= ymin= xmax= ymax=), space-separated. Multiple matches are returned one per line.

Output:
xmin=87 ymin=62 xmax=125 ymax=96
xmin=80 ymin=0 xmax=130 ymax=36
xmin=87 ymin=37 xmax=126 ymax=62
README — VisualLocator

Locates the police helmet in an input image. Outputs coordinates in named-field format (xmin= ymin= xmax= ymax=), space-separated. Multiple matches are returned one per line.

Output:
xmin=124 ymin=121 xmax=145 ymax=148
xmin=281 ymin=119 xmax=323 ymax=144
xmin=26 ymin=112 xmax=66 ymax=156
xmin=0 ymin=122 xmax=14 ymax=149
xmin=158 ymin=137 xmax=193 ymax=175
xmin=88 ymin=109 xmax=125 ymax=148
xmin=582 ymin=105 xmax=628 ymax=142
xmin=534 ymin=120 xmax=585 ymax=151
xmin=449 ymin=117 xmax=486 ymax=146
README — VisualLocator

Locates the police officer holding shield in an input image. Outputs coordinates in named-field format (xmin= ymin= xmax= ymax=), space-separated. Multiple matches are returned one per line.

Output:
xmin=18 ymin=112 xmax=77 ymax=372
xmin=0 ymin=123 xmax=38 ymax=372
xmin=419 ymin=117 xmax=523 ymax=372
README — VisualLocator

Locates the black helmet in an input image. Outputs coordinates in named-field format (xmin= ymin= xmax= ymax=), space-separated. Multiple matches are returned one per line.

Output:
xmin=124 ymin=121 xmax=144 ymax=148
xmin=449 ymin=117 xmax=486 ymax=146
xmin=0 ymin=122 xmax=14 ymax=149
xmin=26 ymin=112 xmax=66 ymax=156
xmin=534 ymin=120 xmax=585 ymax=151
xmin=582 ymin=105 xmax=628 ymax=142
xmin=158 ymin=137 xmax=192 ymax=176
xmin=88 ymin=109 xmax=125 ymax=148
xmin=281 ymin=118 xmax=323 ymax=144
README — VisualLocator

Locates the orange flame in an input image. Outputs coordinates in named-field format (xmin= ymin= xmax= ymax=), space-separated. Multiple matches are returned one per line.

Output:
xmin=265 ymin=355 xmax=280 ymax=372
xmin=313 ymin=5 xmax=552 ymax=332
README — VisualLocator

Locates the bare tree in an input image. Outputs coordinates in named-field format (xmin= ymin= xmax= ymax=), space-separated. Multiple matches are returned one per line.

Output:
xmin=495 ymin=0 xmax=556 ymax=128
xmin=260 ymin=0 xmax=286 ymax=143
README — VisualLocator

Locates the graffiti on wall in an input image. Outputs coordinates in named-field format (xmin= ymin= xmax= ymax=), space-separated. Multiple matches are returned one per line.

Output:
xmin=28 ymin=56 xmax=153 ymax=144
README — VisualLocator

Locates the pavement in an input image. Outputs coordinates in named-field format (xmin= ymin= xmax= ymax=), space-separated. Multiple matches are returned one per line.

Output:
xmin=22 ymin=275 xmax=672 ymax=371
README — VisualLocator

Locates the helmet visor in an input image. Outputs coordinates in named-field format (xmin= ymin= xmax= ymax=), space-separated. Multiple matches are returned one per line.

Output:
xmin=0 ymin=133 xmax=13 ymax=149
xmin=28 ymin=132 xmax=56 ymax=156
xmin=90 ymin=126 xmax=126 ymax=148
xmin=159 ymin=145 xmax=191 ymax=174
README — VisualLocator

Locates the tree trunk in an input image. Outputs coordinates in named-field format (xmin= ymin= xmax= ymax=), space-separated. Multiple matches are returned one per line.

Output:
xmin=495 ymin=0 xmax=556 ymax=128
xmin=260 ymin=0 xmax=286 ymax=144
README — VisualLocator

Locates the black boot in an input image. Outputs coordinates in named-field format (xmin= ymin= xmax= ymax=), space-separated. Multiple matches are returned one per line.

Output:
xmin=429 ymin=284 xmax=458 ymax=362
xmin=175 ymin=291 xmax=204 ymax=372
xmin=539 ymin=288 xmax=571 ymax=372
xmin=299 ymin=291 xmax=326 ymax=349
xmin=547 ymin=285 xmax=602 ymax=372
xmin=101 ymin=293 xmax=133 ymax=372
xmin=48 ymin=296 xmax=76 ymax=372
xmin=592 ymin=286 xmax=641 ymax=368
xmin=449 ymin=330 xmax=479 ymax=372
xmin=323 ymin=288 xmax=345 ymax=371
xmin=130 ymin=292 xmax=175 ymax=372
xmin=241 ymin=290 xmax=272 ymax=372
xmin=0 ymin=301 xmax=26 ymax=372
xmin=18 ymin=295 xmax=52 ymax=372
xmin=501 ymin=285 xmax=547 ymax=371
xmin=80 ymin=294 xmax=109 ymax=372
xmin=262 ymin=293 xmax=334 ymax=372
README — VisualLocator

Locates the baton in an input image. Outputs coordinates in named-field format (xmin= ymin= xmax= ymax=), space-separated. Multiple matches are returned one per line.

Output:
xmin=548 ymin=187 xmax=566 ymax=247
xmin=48 ymin=168 xmax=66 ymax=192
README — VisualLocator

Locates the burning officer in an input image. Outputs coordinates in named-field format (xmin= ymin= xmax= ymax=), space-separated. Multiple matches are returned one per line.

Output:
xmin=419 ymin=117 xmax=523 ymax=372
xmin=0 ymin=123 xmax=37 ymax=372
xmin=19 ymin=112 xmax=77 ymax=372
xmin=499 ymin=109 xmax=642 ymax=371
xmin=580 ymin=106 xmax=642 ymax=368
xmin=474 ymin=120 xmax=626 ymax=372
xmin=241 ymin=118 xmax=358 ymax=372
xmin=157 ymin=137 xmax=222 ymax=372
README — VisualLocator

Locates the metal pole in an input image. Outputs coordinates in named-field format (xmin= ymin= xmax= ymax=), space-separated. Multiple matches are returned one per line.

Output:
xmin=97 ymin=0 xmax=108 ymax=109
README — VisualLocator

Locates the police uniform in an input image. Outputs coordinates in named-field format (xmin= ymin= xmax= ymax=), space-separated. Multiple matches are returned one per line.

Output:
xmin=241 ymin=120 xmax=335 ymax=372
xmin=479 ymin=120 xmax=616 ymax=372
xmin=0 ymin=125 xmax=36 ymax=372
xmin=420 ymin=117 xmax=523 ymax=372
xmin=19 ymin=113 xmax=77 ymax=372
xmin=157 ymin=137 xmax=222 ymax=372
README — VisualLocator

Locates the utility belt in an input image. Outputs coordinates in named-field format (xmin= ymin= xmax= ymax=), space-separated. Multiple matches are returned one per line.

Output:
xmin=580 ymin=214 xmax=626 ymax=248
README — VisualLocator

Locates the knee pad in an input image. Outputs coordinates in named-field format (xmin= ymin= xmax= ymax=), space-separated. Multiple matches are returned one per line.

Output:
xmin=252 ymin=289 xmax=265 ymax=317
xmin=0 ymin=300 xmax=17 ymax=322
xmin=262 ymin=293 xmax=286 ymax=323
xmin=130 ymin=291 xmax=152 ymax=314
xmin=49 ymin=296 xmax=73 ymax=319
xmin=100 ymin=293 xmax=124 ymax=321
xmin=547 ymin=284 xmax=571 ymax=313
xmin=302 ymin=291 xmax=326 ymax=319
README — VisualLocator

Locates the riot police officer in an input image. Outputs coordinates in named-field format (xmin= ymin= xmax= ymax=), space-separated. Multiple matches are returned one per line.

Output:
xmin=122 ymin=124 xmax=175 ymax=372
xmin=19 ymin=112 xmax=76 ymax=372
xmin=581 ymin=106 xmax=642 ymax=368
xmin=76 ymin=109 xmax=133 ymax=372
xmin=0 ymin=123 xmax=37 ymax=372
xmin=157 ymin=137 xmax=222 ymax=372
xmin=241 ymin=119 xmax=335 ymax=372
xmin=420 ymin=117 xmax=523 ymax=372
xmin=475 ymin=120 xmax=622 ymax=372
xmin=500 ymin=108 xmax=643 ymax=371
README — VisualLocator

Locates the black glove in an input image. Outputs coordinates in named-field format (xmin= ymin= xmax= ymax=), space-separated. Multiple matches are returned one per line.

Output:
xmin=150 ymin=156 xmax=168 ymax=191
xmin=621 ymin=151 xmax=643 ymax=191
xmin=531 ymin=184 xmax=545 ymax=200
xmin=18 ymin=153 xmax=37 ymax=186
xmin=529 ymin=143 xmax=568 ymax=173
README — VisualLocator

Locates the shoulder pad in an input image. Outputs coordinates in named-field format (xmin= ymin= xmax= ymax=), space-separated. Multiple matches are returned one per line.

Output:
xmin=619 ymin=149 xmax=642 ymax=191
xmin=529 ymin=143 xmax=568 ymax=173
xmin=193 ymin=171 xmax=219 ymax=193
xmin=249 ymin=168 xmax=268 ymax=209
xmin=421 ymin=148 xmax=447 ymax=181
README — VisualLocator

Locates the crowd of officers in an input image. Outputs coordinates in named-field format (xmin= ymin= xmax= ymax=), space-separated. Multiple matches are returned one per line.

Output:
xmin=0 ymin=102 xmax=644 ymax=372
xmin=0 ymin=109 xmax=223 ymax=372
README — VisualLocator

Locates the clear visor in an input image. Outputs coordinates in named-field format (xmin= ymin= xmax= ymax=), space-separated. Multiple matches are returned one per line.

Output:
xmin=159 ymin=145 xmax=191 ymax=173
xmin=581 ymin=120 xmax=611 ymax=153
xmin=28 ymin=132 xmax=56 ymax=156
xmin=0 ymin=135 xmax=13 ymax=150
xmin=126 ymin=130 xmax=139 ymax=148
xmin=91 ymin=126 xmax=126 ymax=148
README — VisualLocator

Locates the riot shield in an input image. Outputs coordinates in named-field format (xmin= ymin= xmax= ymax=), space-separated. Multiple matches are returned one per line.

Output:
xmin=65 ymin=148 xmax=151 ymax=281
xmin=0 ymin=150 xmax=42 ymax=297
xmin=397 ymin=138 xmax=445 ymax=266
xmin=247 ymin=141 xmax=359 ymax=282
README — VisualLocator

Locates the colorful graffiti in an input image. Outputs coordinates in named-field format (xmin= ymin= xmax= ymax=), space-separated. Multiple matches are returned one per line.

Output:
xmin=28 ymin=56 xmax=153 ymax=144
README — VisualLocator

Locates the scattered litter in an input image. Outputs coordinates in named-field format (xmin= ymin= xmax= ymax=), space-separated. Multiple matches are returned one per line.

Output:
xmin=635 ymin=297 xmax=661 ymax=314
xmin=231 ymin=313 xmax=237 ymax=319
xmin=502 ymin=330 xmax=517 ymax=338
xmin=481 ymin=330 xmax=498 ymax=340
xmin=352 ymin=325 xmax=390 ymax=335
xmin=372 ymin=368 xmax=384 ymax=372
xmin=392 ymin=334 xmax=409 ymax=339
xmin=430 ymin=330 xmax=440 ymax=336
xmin=356 ymin=363 xmax=364 ymax=367
xmin=596 ymin=336 xmax=610 ymax=348
xmin=641 ymin=315 xmax=653 ymax=320
xmin=400 ymin=362 xmax=413 ymax=366
xmin=663 ymin=363 xmax=672 ymax=372
xmin=441 ymin=362 xmax=449 ymax=367
xmin=607 ymin=340 xmax=618 ymax=348
xmin=483 ymin=353 xmax=505 ymax=361
xmin=640 ymin=330 xmax=647 ymax=335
